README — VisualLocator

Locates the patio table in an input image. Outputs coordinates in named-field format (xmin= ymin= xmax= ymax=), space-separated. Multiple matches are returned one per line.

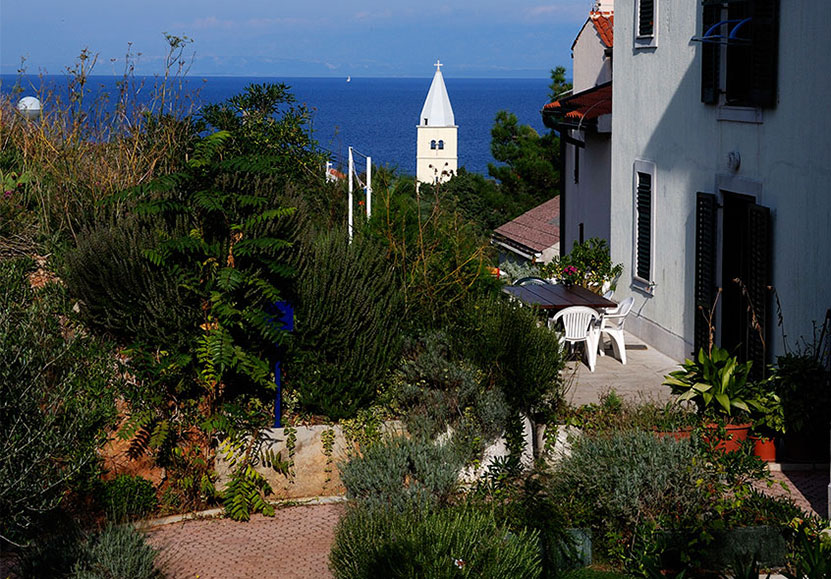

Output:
xmin=502 ymin=283 xmax=617 ymax=312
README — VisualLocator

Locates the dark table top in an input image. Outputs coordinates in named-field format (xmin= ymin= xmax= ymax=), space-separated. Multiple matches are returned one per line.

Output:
xmin=502 ymin=283 xmax=617 ymax=311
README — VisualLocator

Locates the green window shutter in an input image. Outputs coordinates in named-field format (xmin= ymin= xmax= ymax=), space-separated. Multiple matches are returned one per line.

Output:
xmin=639 ymin=0 xmax=655 ymax=37
xmin=701 ymin=3 xmax=722 ymax=104
xmin=694 ymin=193 xmax=718 ymax=355
xmin=745 ymin=203 xmax=771 ymax=375
xmin=636 ymin=172 xmax=653 ymax=281
xmin=749 ymin=0 xmax=779 ymax=108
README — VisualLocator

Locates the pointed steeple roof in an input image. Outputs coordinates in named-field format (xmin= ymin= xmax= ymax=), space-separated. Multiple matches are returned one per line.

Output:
xmin=419 ymin=60 xmax=455 ymax=127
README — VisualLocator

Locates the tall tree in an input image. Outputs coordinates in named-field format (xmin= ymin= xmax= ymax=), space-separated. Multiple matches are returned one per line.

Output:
xmin=548 ymin=65 xmax=573 ymax=102
xmin=488 ymin=110 xmax=559 ymax=205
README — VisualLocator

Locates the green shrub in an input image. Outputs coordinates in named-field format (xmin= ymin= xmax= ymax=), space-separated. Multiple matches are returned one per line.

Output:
xmin=290 ymin=230 xmax=403 ymax=419
xmin=62 ymin=217 xmax=201 ymax=351
xmin=552 ymin=432 xmax=709 ymax=529
xmin=550 ymin=431 xmax=714 ymax=569
xmin=541 ymin=238 xmax=623 ymax=293
xmin=330 ymin=505 xmax=542 ymax=579
xmin=393 ymin=331 xmax=509 ymax=464
xmin=71 ymin=524 xmax=161 ymax=579
xmin=338 ymin=436 xmax=461 ymax=513
xmin=0 ymin=258 xmax=118 ymax=544
xmin=459 ymin=296 xmax=566 ymax=458
xmin=100 ymin=475 xmax=158 ymax=521
xmin=14 ymin=517 xmax=161 ymax=578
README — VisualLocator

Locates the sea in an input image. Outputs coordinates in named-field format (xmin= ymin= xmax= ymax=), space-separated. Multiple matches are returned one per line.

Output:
xmin=0 ymin=75 xmax=551 ymax=177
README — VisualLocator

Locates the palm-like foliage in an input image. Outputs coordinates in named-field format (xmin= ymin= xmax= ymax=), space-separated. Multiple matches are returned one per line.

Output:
xmin=663 ymin=347 xmax=762 ymax=418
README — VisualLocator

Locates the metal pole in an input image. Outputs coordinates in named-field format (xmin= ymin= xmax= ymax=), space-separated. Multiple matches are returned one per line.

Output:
xmin=366 ymin=156 xmax=372 ymax=219
xmin=348 ymin=147 xmax=354 ymax=242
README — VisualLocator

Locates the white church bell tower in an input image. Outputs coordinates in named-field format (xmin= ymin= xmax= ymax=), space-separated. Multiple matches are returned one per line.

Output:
xmin=417 ymin=61 xmax=458 ymax=188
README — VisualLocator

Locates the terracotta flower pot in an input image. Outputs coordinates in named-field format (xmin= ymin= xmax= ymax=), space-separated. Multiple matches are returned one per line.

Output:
xmin=750 ymin=436 xmax=777 ymax=462
xmin=705 ymin=423 xmax=752 ymax=453
xmin=653 ymin=427 xmax=693 ymax=442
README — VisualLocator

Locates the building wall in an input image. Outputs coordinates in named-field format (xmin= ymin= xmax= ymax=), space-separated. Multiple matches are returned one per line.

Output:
xmin=572 ymin=21 xmax=612 ymax=94
xmin=416 ymin=125 xmax=458 ymax=186
xmin=610 ymin=0 xmax=831 ymax=361
xmin=563 ymin=129 xmax=612 ymax=251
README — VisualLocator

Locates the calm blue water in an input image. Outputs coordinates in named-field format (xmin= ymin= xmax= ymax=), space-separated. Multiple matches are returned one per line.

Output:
xmin=1 ymin=75 xmax=551 ymax=176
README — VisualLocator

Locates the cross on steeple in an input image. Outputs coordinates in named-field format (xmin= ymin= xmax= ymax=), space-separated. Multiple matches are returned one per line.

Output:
xmin=434 ymin=59 xmax=443 ymax=71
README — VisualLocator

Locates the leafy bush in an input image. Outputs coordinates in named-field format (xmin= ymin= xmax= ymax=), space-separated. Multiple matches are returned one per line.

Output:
xmin=71 ymin=524 xmax=161 ymax=579
xmin=562 ymin=392 xmax=699 ymax=434
xmin=471 ymin=464 xmax=582 ymax=578
xmin=541 ymin=238 xmax=622 ymax=293
xmin=771 ymin=352 xmax=831 ymax=435
xmin=393 ymin=331 xmax=509 ymax=463
xmin=63 ymin=217 xmax=201 ymax=351
xmin=17 ymin=522 xmax=161 ymax=579
xmin=663 ymin=347 xmax=760 ymax=419
xmin=100 ymin=475 xmax=158 ymax=521
xmin=0 ymin=258 xmax=118 ymax=545
xmin=550 ymin=431 xmax=712 ymax=564
xmin=371 ymin=174 xmax=498 ymax=329
xmin=459 ymin=296 xmax=567 ymax=458
xmin=330 ymin=505 xmax=542 ymax=579
xmin=338 ymin=436 xmax=461 ymax=513
xmin=290 ymin=230 xmax=403 ymax=419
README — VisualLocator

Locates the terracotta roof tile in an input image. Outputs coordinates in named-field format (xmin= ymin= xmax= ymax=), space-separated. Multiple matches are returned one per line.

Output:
xmin=542 ymin=81 xmax=612 ymax=123
xmin=590 ymin=11 xmax=614 ymax=48
xmin=493 ymin=197 xmax=560 ymax=253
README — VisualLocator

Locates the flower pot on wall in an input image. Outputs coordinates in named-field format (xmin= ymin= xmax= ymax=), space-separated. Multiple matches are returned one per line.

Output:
xmin=750 ymin=435 xmax=777 ymax=462
xmin=705 ymin=423 xmax=752 ymax=453
xmin=653 ymin=426 xmax=693 ymax=442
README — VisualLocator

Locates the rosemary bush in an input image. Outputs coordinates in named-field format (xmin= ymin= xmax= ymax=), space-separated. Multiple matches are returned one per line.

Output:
xmin=330 ymin=505 xmax=542 ymax=579
xmin=339 ymin=435 xmax=461 ymax=513
xmin=393 ymin=331 xmax=509 ymax=464
xmin=290 ymin=230 xmax=403 ymax=419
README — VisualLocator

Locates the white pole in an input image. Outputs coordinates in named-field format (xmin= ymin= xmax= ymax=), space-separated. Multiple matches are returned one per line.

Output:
xmin=366 ymin=156 xmax=372 ymax=219
xmin=348 ymin=147 xmax=354 ymax=243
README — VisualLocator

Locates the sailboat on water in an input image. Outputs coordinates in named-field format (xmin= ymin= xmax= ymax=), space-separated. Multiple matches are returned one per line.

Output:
xmin=346 ymin=76 xmax=351 ymax=83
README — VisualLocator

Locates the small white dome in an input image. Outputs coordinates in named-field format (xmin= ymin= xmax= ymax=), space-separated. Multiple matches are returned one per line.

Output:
xmin=17 ymin=96 xmax=42 ymax=119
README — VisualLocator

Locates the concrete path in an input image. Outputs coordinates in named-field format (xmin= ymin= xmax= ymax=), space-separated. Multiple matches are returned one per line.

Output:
xmin=564 ymin=330 xmax=679 ymax=407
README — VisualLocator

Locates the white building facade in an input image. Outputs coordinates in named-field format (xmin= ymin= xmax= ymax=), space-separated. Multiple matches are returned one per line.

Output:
xmin=417 ymin=61 xmax=458 ymax=187
xmin=609 ymin=0 xmax=831 ymax=365
xmin=547 ymin=5 xmax=615 ymax=252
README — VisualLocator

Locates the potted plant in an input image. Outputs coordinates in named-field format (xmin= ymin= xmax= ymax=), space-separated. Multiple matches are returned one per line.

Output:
xmin=743 ymin=382 xmax=785 ymax=461
xmin=663 ymin=347 xmax=761 ymax=451
xmin=769 ymin=352 xmax=831 ymax=462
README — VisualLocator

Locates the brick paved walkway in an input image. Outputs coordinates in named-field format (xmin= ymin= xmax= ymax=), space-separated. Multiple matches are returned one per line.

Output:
xmin=758 ymin=469 xmax=829 ymax=519
xmin=145 ymin=503 xmax=344 ymax=579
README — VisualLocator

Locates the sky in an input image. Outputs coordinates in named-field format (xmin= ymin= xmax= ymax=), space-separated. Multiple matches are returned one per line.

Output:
xmin=0 ymin=1 xmax=592 ymax=78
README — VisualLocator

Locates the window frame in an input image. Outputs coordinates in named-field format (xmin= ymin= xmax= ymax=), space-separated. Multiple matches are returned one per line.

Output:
xmin=632 ymin=160 xmax=657 ymax=293
xmin=635 ymin=0 xmax=658 ymax=49
xmin=699 ymin=0 xmax=779 ymax=110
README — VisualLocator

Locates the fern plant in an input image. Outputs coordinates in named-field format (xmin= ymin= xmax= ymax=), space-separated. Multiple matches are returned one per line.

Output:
xmin=103 ymin=84 xmax=326 ymax=514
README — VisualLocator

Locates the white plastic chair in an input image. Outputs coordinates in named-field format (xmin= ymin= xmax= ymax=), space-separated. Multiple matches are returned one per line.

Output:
xmin=548 ymin=306 xmax=601 ymax=372
xmin=598 ymin=296 xmax=635 ymax=365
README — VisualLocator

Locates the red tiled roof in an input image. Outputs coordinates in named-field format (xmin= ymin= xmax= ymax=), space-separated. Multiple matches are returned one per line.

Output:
xmin=590 ymin=11 xmax=614 ymax=49
xmin=542 ymin=81 xmax=612 ymax=123
xmin=493 ymin=197 xmax=560 ymax=254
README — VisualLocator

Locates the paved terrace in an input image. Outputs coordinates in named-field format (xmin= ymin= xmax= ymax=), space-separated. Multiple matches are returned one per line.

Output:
xmin=141 ymin=334 xmax=828 ymax=579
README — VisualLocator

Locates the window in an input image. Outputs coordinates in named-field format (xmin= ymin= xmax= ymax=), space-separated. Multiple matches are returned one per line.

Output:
xmin=430 ymin=140 xmax=437 ymax=150
xmin=636 ymin=0 xmax=658 ymax=48
xmin=633 ymin=161 xmax=656 ymax=290
xmin=700 ymin=0 xmax=779 ymax=108
xmin=438 ymin=140 xmax=444 ymax=150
